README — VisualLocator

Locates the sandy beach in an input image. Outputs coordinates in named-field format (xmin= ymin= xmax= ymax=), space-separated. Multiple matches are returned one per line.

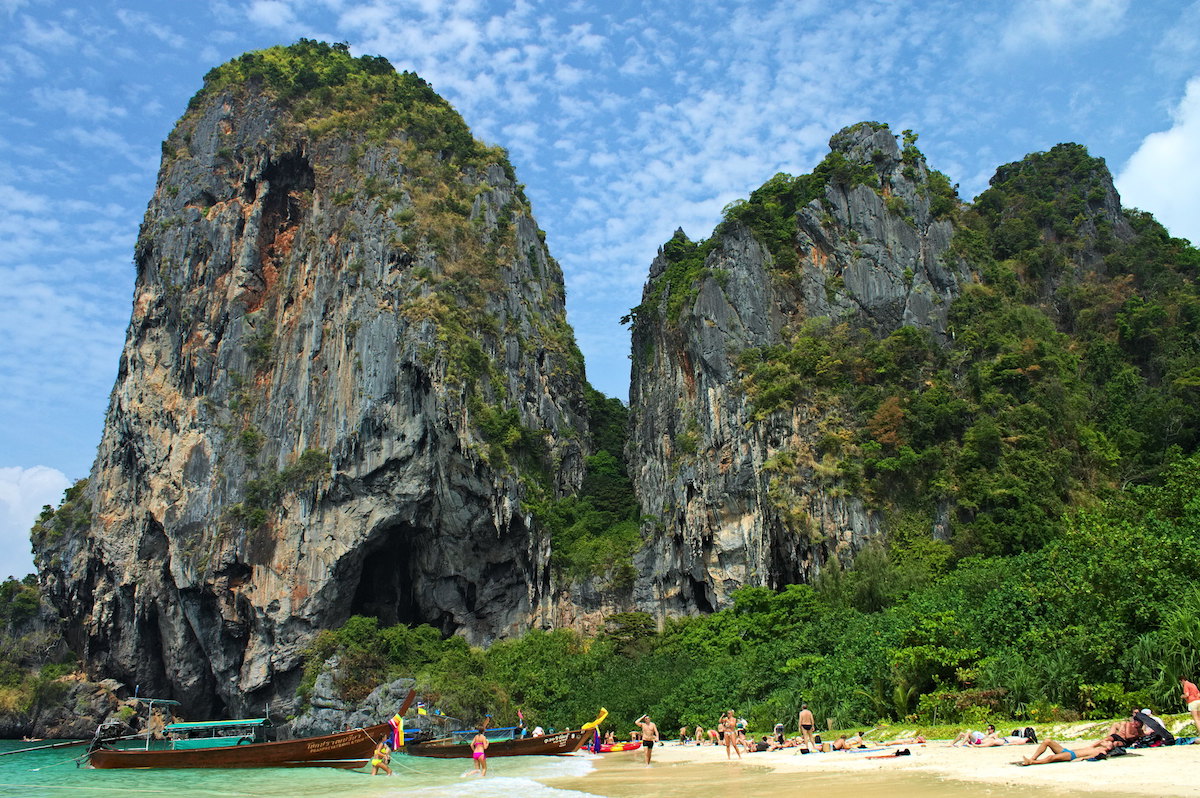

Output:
xmin=546 ymin=738 xmax=1200 ymax=798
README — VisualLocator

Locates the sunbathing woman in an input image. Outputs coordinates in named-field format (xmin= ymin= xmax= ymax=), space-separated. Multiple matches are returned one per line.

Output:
xmin=880 ymin=735 xmax=927 ymax=746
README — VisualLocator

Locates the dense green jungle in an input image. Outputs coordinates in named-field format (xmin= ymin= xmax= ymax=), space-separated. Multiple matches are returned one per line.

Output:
xmin=10 ymin=42 xmax=1200 ymax=734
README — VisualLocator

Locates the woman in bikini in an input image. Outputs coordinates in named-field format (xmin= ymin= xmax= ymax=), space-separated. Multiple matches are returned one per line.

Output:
xmin=720 ymin=710 xmax=741 ymax=760
xmin=471 ymin=730 xmax=489 ymax=776
xmin=369 ymin=741 xmax=392 ymax=775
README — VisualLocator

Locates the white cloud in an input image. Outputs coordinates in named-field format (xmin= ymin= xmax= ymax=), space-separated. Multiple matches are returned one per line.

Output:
xmin=115 ymin=9 xmax=186 ymax=49
xmin=0 ymin=465 xmax=70 ymax=580
xmin=1116 ymin=76 xmax=1200 ymax=246
xmin=61 ymin=126 xmax=154 ymax=168
xmin=31 ymin=86 xmax=127 ymax=120
xmin=248 ymin=0 xmax=299 ymax=29
xmin=0 ymin=43 xmax=45 ymax=82
xmin=20 ymin=15 xmax=78 ymax=50
xmin=1152 ymin=2 xmax=1200 ymax=80
xmin=999 ymin=0 xmax=1129 ymax=50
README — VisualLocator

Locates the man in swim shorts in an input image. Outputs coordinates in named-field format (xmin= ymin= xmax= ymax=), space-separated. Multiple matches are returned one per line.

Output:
xmin=636 ymin=714 xmax=659 ymax=765
xmin=471 ymin=730 xmax=489 ymax=776
xmin=1021 ymin=737 xmax=1113 ymax=765
xmin=797 ymin=703 xmax=816 ymax=751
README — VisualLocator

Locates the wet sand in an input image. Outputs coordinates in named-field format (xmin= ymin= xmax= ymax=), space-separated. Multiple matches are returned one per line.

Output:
xmin=546 ymin=740 xmax=1200 ymax=798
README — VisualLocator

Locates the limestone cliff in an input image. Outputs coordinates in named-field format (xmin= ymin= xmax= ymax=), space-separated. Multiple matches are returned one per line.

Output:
xmin=626 ymin=123 xmax=973 ymax=616
xmin=34 ymin=42 xmax=589 ymax=717
xmin=625 ymin=123 xmax=1144 ymax=619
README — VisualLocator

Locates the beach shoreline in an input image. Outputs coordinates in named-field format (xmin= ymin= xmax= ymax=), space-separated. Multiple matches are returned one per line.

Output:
xmin=545 ymin=738 xmax=1200 ymax=798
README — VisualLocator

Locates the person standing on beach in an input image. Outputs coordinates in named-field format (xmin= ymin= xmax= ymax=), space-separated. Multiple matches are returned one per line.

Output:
xmin=1182 ymin=677 xmax=1200 ymax=735
xmin=720 ymin=710 xmax=741 ymax=760
xmin=635 ymin=714 xmax=659 ymax=765
xmin=694 ymin=726 xmax=704 ymax=745
xmin=797 ymin=704 xmax=816 ymax=751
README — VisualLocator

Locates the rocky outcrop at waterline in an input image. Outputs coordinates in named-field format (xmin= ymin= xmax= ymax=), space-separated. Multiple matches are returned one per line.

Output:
xmin=33 ymin=41 xmax=593 ymax=719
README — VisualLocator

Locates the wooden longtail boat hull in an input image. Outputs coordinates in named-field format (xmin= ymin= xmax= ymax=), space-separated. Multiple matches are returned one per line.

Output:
xmin=406 ymin=728 xmax=588 ymax=758
xmin=89 ymin=723 xmax=391 ymax=769
xmin=89 ymin=691 xmax=414 ymax=769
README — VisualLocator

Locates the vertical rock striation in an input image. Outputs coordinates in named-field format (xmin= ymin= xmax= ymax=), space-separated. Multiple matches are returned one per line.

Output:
xmin=34 ymin=42 xmax=589 ymax=717
xmin=626 ymin=123 xmax=974 ymax=617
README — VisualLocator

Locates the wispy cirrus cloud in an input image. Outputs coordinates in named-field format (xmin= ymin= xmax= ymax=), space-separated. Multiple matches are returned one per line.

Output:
xmin=60 ymin=125 xmax=155 ymax=168
xmin=19 ymin=14 xmax=78 ymax=50
xmin=999 ymin=0 xmax=1129 ymax=50
xmin=115 ymin=9 xmax=185 ymax=49
xmin=31 ymin=86 xmax=127 ymax=120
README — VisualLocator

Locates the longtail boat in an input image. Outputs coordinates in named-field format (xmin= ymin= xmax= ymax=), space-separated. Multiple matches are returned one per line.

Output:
xmin=88 ymin=690 xmax=414 ymax=769
xmin=406 ymin=708 xmax=607 ymax=758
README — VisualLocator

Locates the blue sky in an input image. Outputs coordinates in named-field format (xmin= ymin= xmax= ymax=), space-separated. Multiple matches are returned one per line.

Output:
xmin=1 ymin=0 xmax=1198 ymax=579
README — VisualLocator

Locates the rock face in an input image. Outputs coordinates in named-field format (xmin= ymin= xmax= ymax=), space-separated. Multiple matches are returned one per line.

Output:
xmin=626 ymin=123 xmax=974 ymax=616
xmin=34 ymin=44 xmax=589 ymax=718
xmin=290 ymin=671 xmax=418 ymax=738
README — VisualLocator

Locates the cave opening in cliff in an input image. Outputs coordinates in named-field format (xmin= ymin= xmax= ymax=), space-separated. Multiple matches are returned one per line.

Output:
xmin=349 ymin=521 xmax=427 ymax=629
xmin=688 ymin=576 xmax=715 ymax=613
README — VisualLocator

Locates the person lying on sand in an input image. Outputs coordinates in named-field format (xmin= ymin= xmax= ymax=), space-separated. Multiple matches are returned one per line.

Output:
xmin=880 ymin=735 xmax=926 ymax=746
xmin=845 ymin=731 xmax=868 ymax=748
xmin=1020 ymin=738 xmax=1115 ymax=765
xmin=999 ymin=732 xmax=1033 ymax=745
xmin=950 ymin=729 xmax=984 ymax=747
xmin=953 ymin=725 xmax=1019 ymax=746
xmin=970 ymin=725 xmax=1022 ymax=747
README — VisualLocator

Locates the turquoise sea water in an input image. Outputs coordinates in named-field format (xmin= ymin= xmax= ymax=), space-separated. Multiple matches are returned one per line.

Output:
xmin=0 ymin=740 xmax=597 ymax=798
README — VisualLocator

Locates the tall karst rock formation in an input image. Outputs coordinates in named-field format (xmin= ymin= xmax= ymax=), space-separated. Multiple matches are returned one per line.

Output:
xmin=625 ymin=121 xmax=1147 ymax=617
xmin=34 ymin=42 xmax=592 ymax=717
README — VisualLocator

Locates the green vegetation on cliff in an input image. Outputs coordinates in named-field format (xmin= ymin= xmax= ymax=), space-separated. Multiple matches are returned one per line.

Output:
xmin=307 ymin=453 xmax=1200 ymax=731
xmin=734 ymin=140 xmax=1200 ymax=558
xmin=0 ymin=576 xmax=76 ymax=718
xmin=533 ymin=387 xmax=641 ymax=584
xmin=190 ymin=38 xmax=488 ymax=164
